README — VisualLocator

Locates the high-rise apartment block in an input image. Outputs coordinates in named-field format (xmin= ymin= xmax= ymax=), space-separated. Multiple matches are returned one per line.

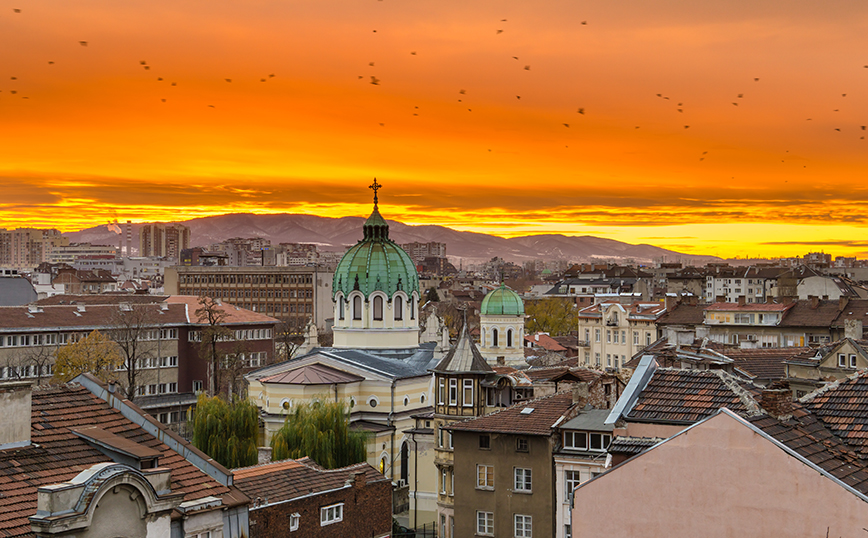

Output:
xmin=139 ymin=223 xmax=191 ymax=261
xmin=0 ymin=228 xmax=69 ymax=271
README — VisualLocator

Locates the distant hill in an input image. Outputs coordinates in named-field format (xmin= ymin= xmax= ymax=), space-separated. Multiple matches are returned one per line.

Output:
xmin=63 ymin=213 xmax=721 ymax=265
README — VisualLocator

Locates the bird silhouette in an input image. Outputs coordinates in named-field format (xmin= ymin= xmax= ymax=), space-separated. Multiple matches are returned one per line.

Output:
xmin=13 ymin=8 xmax=21 ymax=12
xmin=835 ymin=128 xmax=841 ymax=131
xmin=737 ymin=94 xmax=743 ymax=98
xmin=842 ymin=93 xmax=847 ymax=97
xmin=678 ymin=108 xmax=683 ymax=113
xmin=459 ymin=89 xmax=466 ymax=94
xmin=48 ymin=61 xmax=54 ymax=64
xmin=379 ymin=123 xmax=385 ymax=126
xmin=369 ymin=62 xmax=375 ymax=66
xmin=563 ymin=123 xmax=570 ymax=127
xmin=79 ymin=41 xmax=88 ymax=46
xmin=11 ymin=77 xmax=16 ymax=80
xmin=862 ymin=126 xmax=866 ymax=130
xmin=732 ymin=102 xmax=738 ymax=106
xmin=684 ymin=125 xmax=690 ymax=129
xmin=225 ymin=78 xmax=231 ymax=82
xmin=161 ymin=99 xmax=166 ymax=102
xmin=577 ymin=108 xmax=584 ymax=114
xmin=496 ymin=29 xmax=504 ymax=34
xmin=410 ymin=52 xmax=417 ymax=55
xmin=171 ymin=82 xmax=177 ymax=86
xmin=754 ymin=78 xmax=760 ymax=81
xmin=516 ymin=96 xmax=521 ymax=99
xmin=370 ymin=76 xmax=380 ymax=85
xmin=140 ymin=61 xmax=147 ymax=65
xmin=581 ymin=21 xmax=587 ymax=25
xmin=144 ymin=66 xmax=150 ymax=70
xmin=501 ymin=19 xmax=507 ymax=21
xmin=261 ymin=78 xmax=266 ymax=82
xmin=512 ymin=56 xmax=519 ymax=60
xmin=208 ymin=105 xmax=215 ymax=108
xmin=157 ymin=77 xmax=163 ymax=81
xmin=524 ymin=65 xmax=530 ymax=70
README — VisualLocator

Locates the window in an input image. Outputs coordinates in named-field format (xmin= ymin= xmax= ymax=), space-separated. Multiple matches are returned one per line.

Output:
xmin=607 ymin=330 xmax=611 ymax=343
xmin=851 ymin=354 xmax=858 ymax=368
xmin=477 ymin=464 xmax=494 ymax=489
xmin=289 ymin=513 xmax=300 ymax=531
xmin=353 ymin=296 xmax=362 ymax=320
xmin=338 ymin=297 xmax=345 ymax=320
xmin=320 ymin=503 xmax=343 ymax=526
xmin=516 ymin=437 xmax=528 ymax=452
xmin=193 ymin=380 xmax=203 ymax=393
xmin=633 ymin=331 xmax=639 ymax=345
xmin=507 ymin=329 xmax=513 ymax=347
xmin=595 ymin=329 xmax=600 ymax=342
xmin=565 ymin=524 xmax=572 ymax=538
xmin=589 ymin=433 xmax=612 ymax=451
xmin=492 ymin=328 xmax=499 ymax=347
xmin=514 ymin=514 xmax=532 ymax=537
xmin=839 ymin=353 xmax=847 ymax=367
xmin=479 ymin=434 xmax=491 ymax=449
xmin=395 ymin=296 xmax=403 ymax=320
xmin=477 ymin=511 xmax=494 ymax=536
xmin=621 ymin=330 xmax=626 ymax=343
xmin=613 ymin=331 xmax=618 ymax=344
xmin=463 ymin=379 xmax=473 ymax=407
xmin=438 ymin=378 xmax=445 ymax=404
xmin=449 ymin=378 xmax=458 ymax=406
xmin=514 ymin=468 xmax=532 ymax=492
xmin=373 ymin=295 xmax=384 ymax=320
xmin=565 ymin=470 xmax=581 ymax=500
xmin=441 ymin=468 xmax=447 ymax=494
xmin=564 ymin=431 xmax=588 ymax=450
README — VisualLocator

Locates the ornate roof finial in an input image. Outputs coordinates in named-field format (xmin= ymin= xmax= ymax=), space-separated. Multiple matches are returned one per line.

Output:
xmin=369 ymin=178 xmax=382 ymax=207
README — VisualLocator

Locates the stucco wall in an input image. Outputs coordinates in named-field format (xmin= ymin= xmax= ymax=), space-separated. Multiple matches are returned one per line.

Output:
xmin=573 ymin=412 xmax=868 ymax=538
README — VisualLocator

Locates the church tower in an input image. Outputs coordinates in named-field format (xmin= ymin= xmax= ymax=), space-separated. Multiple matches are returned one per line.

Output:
xmin=331 ymin=179 xmax=421 ymax=349
xmin=478 ymin=283 xmax=526 ymax=366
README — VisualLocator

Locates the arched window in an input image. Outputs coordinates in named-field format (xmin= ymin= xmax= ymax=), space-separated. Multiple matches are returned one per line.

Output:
xmin=492 ymin=328 xmax=499 ymax=347
xmin=379 ymin=456 xmax=387 ymax=474
xmin=410 ymin=297 xmax=415 ymax=320
xmin=353 ymin=296 xmax=362 ymax=320
xmin=338 ymin=296 xmax=345 ymax=320
xmin=395 ymin=296 xmax=403 ymax=320
xmin=373 ymin=296 xmax=384 ymax=320
xmin=507 ymin=329 xmax=513 ymax=347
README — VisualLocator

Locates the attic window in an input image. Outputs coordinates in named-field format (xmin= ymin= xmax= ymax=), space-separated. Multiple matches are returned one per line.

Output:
xmin=520 ymin=407 xmax=534 ymax=415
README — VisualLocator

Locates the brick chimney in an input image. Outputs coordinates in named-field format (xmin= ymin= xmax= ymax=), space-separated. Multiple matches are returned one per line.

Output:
xmin=572 ymin=382 xmax=590 ymax=408
xmin=760 ymin=387 xmax=792 ymax=419
xmin=810 ymin=296 xmax=819 ymax=309
xmin=0 ymin=381 xmax=32 ymax=449
xmin=737 ymin=296 xmax=746 ymax=306
xmin=839 ymin=296 xmax=851 ymax=311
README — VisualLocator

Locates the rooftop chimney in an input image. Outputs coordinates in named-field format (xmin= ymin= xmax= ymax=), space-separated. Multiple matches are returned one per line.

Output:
xmin=572 ymin=382 xmax=590 ymax=407
xmin=737 ymin=296 xmax=746 ymax=306
xmin=839 ymin=296 xmax=851 ymax=311
xmin=810 ymin=296 xmax=819 ymax=309
xmin=0 ymin=381 xmax=32 ymax=449
xmin=760 ymin=386 xmax=792 ymax=419
xmin=844 ymin=318 xmax=864 ymax=340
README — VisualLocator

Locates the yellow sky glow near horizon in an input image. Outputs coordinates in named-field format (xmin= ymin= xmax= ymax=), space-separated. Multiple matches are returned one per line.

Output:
xmin=1 ymin=0 xmax=867 ymax=259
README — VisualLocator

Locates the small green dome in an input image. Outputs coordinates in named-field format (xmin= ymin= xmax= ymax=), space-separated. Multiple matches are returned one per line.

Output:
xmin=333 ymin=204 xmax=419 ymax=299
xmin=481 ymin=283 xmax=524 ymax=316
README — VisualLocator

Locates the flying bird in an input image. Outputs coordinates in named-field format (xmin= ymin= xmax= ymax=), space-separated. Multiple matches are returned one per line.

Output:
xmin=677 ymin=108 xmax=683 ymax=113
xmin=13 ymin=8 xmax=20 ymax=13
xmin=842 ymin=93 xmax=847 ymax=97
xmin=501 ymin=19 xmax=507 ymax=21
xmin=10 ymin=77 xmax=16 ymax=80
xmin=370 ymin=76 xmax=380 ymax=85
xmin=754 ymin=78 xmax=760 ymax=81
xmin=208 ymin=105 xmax=215 ymax=108
xmin=379 ymin=123 xmax=385 ymax=126
xmin=161 ymin=99 xmax=166 ymax=102
xmin=563 ymin=123 xmax=570 ymax=127
xmin=410 ymin=51 xmax=417 ymax=55
xmin=225 ymin=78 xmax=231 ymax=82
xmin=171 ymin=82 xmax=177 ymax=86
xmin=48 ymin=61 xmax=54 ymax=64
xmin=369 ymin=62 xmax=375 ymax=66
xmin=524 ymin=65 xmax=530 ymax=70
xmin=260 ymin=78 xmax=266 ymax=82
xmin=861 ymin=126 xmax=866 ymax=130
xmin=157 ymin=77 xmax=163 ymax=81
xmin=512 ymin=56 xmax=519 ymax=60
xmin=737 ymin=94 xmax=743 ymax=98
xmin=496 ymin=29 xmax=504 ymax=34
xmin=577 ymin=108 xmax=584 ymax=114
xmin=459 ymin=89 xmax=466 ymax=94
xmin=516 ymin=95 xmax=521 ymax=99
xmin=79 ymin=41 xmax=88 ymax=46
xmin=732 ymin=102 xmax=738 ymax=106
xmin=140 ymin=61 xmax=147 ymax=65
xmin=144 ymin=66 xmax=150 ymax=70
xmin=581 ymin=21 xmax=587 ymax=25
xmin=684 ymin=125 xmax=690 ymax=129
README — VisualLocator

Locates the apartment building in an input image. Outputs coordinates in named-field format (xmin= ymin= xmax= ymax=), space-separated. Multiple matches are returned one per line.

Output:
xmin=47 ymin=242 xmax=117 ymax=264
xmin=165 ymin=265 xmax=333 ymax=332
xmin=577 ymin=301 xmax=666 ymax=369
xmin=0 ymin=228 xmax=69 ymax=271
xmin=139 ymin=223 xmax=190 ymax=261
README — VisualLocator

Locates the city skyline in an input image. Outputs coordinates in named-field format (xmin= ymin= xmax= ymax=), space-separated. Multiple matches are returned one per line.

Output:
xmin=2 ymin=0 xmax=867 ymax=258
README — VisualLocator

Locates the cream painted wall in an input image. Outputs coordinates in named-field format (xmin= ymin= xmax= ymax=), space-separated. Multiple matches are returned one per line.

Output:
xmin=573 ymin=412 xmax=868 ymax=538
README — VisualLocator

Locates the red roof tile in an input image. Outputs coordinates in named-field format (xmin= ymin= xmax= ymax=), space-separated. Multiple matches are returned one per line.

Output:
xmin=447 ymin=392 xmax=576 ymax=436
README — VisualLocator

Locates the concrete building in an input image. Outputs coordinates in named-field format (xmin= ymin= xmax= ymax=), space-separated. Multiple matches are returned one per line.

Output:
xmin=139 ymin=223 xmax=190 ymax=261
xmin=165 ymin=265 xmax=332 ymax=332
xmin=47 ymin=243 xmax=117 ymax=264
xmin=0 ymin=228 xmax=69 ymax=271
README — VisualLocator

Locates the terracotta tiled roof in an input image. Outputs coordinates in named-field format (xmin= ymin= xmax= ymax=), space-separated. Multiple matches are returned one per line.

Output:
xmin=36 ymin=294 xmax=170 ymax=305
xmin=748 ymin=405 xmax=868 ymax=494
xmin=166 ymin=296 xmax=280 ymax=325
xmin=524 ymin=366 xmax=600 ymax=384
xmin=607 ymin=436 xmax=664 ymax=456
xmin=524 ymin=333 xmax=567 ymax=352
xmin=704 ymin=302 xmax=792 ymax=312
xmin=801 ymin=371 xmax=868 ymax=457
xmin=779 ymin=300 xmax=845 ymax=328
xmin=726 ymin=347 xmax=810 ymax=381
xmin=0 ymin=383 xmax=234 ymax=538
xmin=0 ymin=303 xmax=189 ymax=330
xmin=447 ymin=392 xmax=576 ymax=436
xmin=233 ymin=457 xmax=387 ymax=505
xmin=625 ymin=369 xmax=761 ymax=424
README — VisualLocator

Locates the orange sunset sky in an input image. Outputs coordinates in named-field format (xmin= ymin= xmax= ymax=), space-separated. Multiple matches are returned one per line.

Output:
xmin=1 ymin=0 xmax=867 ymax=259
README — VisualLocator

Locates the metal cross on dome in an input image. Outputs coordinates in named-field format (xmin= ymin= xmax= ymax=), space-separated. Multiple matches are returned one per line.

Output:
xmin=369 ymin=178 xmax=382 ymax=206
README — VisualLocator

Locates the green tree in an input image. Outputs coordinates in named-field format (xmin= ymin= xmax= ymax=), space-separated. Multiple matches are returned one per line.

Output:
xmin=525 ymin=297 xmax=578 ymax=336
xmin=270 ymin=398 xmax=367 ymax=469
xmin=189 ymin=394 xmax=259 ymax=469
xmin=424 ymin=287 xmax=440 ymax=303
xmin=53 ymin=330 xmax=124 ymax=383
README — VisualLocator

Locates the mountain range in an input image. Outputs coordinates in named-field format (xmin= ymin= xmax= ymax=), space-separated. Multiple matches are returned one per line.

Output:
xmin=63 ymin=213 xmax=721 ymax=265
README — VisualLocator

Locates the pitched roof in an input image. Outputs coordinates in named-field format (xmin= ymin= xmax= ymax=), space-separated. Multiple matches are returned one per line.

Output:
xmin=166 ymin=295 xmax=280 ymax=326
xmin=801 ymin=371 xmax=868 ymax=457
xmin=432 ymin=322 xmax=492 ymax=374
xmin=778 ymin=299 xmax=845 ymax=328
xmin=624 ymin=368 xmax=761 ymax=424
xmin=233 ymin=457 xmax=387 ymax=505
xmin=607 ymin=436 xmax=665 ymax=456
xmin=704 ymin=302 xmax=792 ymax=312
xmin=524 ymin=333 xmax=567 ymax=352
xmin=0 ymin=383 xmax=237 ymax=538
xmin=260 ymin=363 xmax=365 ymax=385
xmin=726 ymin=347 xmax=810 ymax=381
xmin=655 ymin=303 xmax=705 ymax=325
xmin=447 ymin=392 xmax=576 ymax=436
xmin=524 ymin=366 xmax=600 ymax=384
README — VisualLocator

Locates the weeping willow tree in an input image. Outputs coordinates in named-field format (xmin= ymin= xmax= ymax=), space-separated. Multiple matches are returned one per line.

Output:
xmin=270 ymin=398 xmax=367 ymax=469
xmin=189 ymin=394 xmax=259 ymax=469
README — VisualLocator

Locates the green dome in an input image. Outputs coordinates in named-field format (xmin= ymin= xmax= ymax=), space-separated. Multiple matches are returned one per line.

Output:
xmin=333 ymin=205 xmax=419 ymax=299
xmin=481 ymin=283 xmax=524 ymax=316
